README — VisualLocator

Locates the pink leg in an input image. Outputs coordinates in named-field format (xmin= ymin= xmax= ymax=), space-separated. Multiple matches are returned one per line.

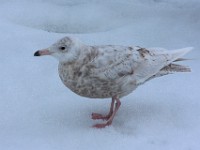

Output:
xmin=91 ymin=98 xmax=115 ymax=120
xmin=93 ymin=96 xmax=121 ymax=128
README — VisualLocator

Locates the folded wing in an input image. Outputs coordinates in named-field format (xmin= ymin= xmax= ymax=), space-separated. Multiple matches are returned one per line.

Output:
xmin=89 ymin=46 xmax=192 ymax=84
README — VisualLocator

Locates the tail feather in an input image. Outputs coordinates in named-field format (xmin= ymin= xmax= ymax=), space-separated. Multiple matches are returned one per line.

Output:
xmin=161 ymin=63 xmax=191 ymax=73
xmin=144 ymin=47 xmax=192 ymax=82
xmin=146 ymin=47 xmax=192 ymax=82
xmin=173 ymin=58 xmax=191 ymax=62
xmin=148 ymin=63 xmax=191 ymax=81
xmin=162 ymin=47 xmax=192 ymax=73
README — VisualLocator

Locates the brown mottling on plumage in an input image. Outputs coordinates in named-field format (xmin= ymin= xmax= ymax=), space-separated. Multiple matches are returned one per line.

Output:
xmin=90 ymin=48 xmax=99 ymax=59
xmin=129 ymin=69 xmax=134 ymax=75
xmin=118 ymin=69 xmax=134 ymax=77
xmin=118 ymin=72 xmax=126 ymax=77
xmin=78 ymin=71 xmax=82 ymax=77
xmin=137 ymin=48 xmax=150 ymax=57
xmin=128 ymin=47 xmax=133 ymax=50
xmin=82 ymin=47 xmax=99 ymax=64
xmin=109 ymin=60 xmax=113 ymax=65
xmin=127 ymin=53 xmax=132 ymax=58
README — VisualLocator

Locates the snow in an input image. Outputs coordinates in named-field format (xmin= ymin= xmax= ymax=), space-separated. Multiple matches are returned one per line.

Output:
xmin=0 ymin=0 xmax=200 ymax=150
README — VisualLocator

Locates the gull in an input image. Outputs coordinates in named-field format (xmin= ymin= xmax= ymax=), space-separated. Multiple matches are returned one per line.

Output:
xmin=34 ymin=36 xmax=192 ymax=128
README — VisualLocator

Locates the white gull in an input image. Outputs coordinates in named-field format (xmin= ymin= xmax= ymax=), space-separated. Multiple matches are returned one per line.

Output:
xmin=34 ymin=36 xmax=192 ymax=128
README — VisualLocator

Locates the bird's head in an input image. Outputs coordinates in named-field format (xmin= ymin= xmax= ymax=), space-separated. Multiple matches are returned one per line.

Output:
xmin=34 ymin=36 xmax=84 ymax=63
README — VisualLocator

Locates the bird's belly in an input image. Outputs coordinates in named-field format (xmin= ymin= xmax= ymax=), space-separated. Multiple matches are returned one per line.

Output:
xmin=60 ymin=77 xmax=113 ymax=98
xmin=60 ymin=73 xmax=138 ymax=98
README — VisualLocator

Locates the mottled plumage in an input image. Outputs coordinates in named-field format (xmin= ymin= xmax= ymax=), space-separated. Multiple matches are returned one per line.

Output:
xmin=34 ymin=36 xmax=192 ymax=128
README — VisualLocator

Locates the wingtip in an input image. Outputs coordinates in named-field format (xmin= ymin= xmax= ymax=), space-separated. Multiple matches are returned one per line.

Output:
xmin=183 ymin=47 xmax=193 ymax=53
xmin=179 ymin=47 xmax=193 ymax=53
xmin=170 ymin=47 xmax=193 ymax=59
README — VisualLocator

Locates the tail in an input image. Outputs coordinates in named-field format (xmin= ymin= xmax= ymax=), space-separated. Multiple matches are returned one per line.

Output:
xmin=163 ymin=47 xmax=193 ymax=72
xmin=143 ymin=47 xmax=192 ymax=82
xmin=161 ymin=63 xmax=191 ymax=72
xmin=154 ymin=47 xmax=192 ymax=78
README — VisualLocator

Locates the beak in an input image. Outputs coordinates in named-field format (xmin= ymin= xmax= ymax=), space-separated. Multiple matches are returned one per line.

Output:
xmin=34 ymin=49 xmax=52 ymax=56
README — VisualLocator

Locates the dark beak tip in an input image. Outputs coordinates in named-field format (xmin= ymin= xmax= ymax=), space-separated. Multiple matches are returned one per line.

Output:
xmin=34 ymin=51 xmax=40 ymax=56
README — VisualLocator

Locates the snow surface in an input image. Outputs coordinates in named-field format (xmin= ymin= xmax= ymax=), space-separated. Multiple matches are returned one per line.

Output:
xmin=0 ymin=0 xmax=200 ymax=150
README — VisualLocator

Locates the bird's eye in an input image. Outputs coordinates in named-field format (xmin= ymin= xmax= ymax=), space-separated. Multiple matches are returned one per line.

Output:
xmin=60 ymin=46 xmax=66 ymax=50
